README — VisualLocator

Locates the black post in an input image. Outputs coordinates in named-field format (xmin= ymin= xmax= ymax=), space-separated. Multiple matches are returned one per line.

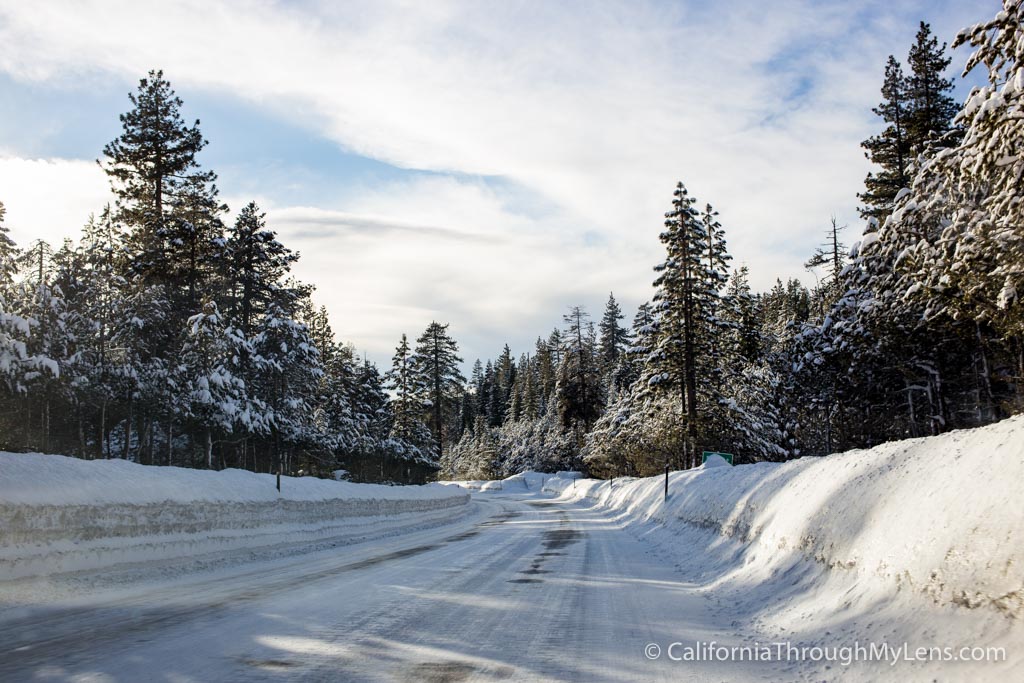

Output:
xmin=664 ymin=462 xmax=670 ymax=501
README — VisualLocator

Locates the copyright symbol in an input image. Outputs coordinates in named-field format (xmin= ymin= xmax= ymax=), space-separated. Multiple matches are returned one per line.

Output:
xmin=645 ymin=643 xmax=661 ymax=660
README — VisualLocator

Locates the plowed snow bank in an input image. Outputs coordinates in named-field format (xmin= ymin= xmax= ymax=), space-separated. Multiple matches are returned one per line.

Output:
xmin=0 ymin=454 xmax=469 ymax=579
xmin=545 ymin=416 xmax=1024 ymax=616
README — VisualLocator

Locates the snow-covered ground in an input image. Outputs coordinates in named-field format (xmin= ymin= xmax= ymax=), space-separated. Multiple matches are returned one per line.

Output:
xmin=0 ymin=419 xmax=1021 ymax=681
xmin=539 ymin=417 xmax=1024 ymax=680
xmin=0 ymin=453 xmax=469 ymax=581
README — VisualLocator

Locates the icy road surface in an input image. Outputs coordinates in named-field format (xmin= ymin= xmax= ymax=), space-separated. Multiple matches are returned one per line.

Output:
xmin=2 ymin=495 xmax=783 ymax=682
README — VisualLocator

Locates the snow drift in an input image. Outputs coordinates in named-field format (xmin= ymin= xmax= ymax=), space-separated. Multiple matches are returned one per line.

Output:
xmin=545 ymin=416 xmax=1024 ymax=617
xmin=0 ymin=453 xmax=469 ymax=580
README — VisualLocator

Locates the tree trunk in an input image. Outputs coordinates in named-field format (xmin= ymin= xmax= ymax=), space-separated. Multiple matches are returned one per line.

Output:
xmin=975 ymin=322 xmax=995 ymax=422
xmin=905 ymin=381 xmax=917 ymax=438
xmin=122 ymin=393 xmax=134 ymax=460
xmin=205 ymin=427 xmax=213 ymax=470
xmin=43 ymin=397 xmax=50 ymax=453
xmin=78 ymin=410 xmax=86 ymax=458
xmin=99 ymin=399 xmax=107 ymax=459
xmin=166 ymin=421 xmax=174 ymax=466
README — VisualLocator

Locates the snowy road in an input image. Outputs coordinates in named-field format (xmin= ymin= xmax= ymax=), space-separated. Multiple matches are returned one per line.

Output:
xmin=0 ymin=493 xmax=770 ymax=682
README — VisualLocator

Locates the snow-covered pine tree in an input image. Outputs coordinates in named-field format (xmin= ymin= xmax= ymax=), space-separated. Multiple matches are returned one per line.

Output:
xmin=178 ymin=301 xmax=248 ymax=468
xmin=535 ymin=335 xmax=557 ymax=406
xmin=163 ymin=171 xmax=227 ymax=318
xmin=14 ymin=239 xmax=69 ymax=452
xmin=521 ymin=353 xmax=541 ymax=420
xmin=493 ymin=343 xmax=515 ymax=425
xmin=251 ymin=301 xmax=322 ymax=476
xmin=0 ymin=202 xmax=34 ymax=419
xmin=610 ymin=301 xmax=654 ymax=394
xmin=876 ymin=1 xmax=1024 ymax=414
xmin=700 ymin=202 xmax=732 ymax=393
xmin=69 ymin=208 xmax=129 ymax=458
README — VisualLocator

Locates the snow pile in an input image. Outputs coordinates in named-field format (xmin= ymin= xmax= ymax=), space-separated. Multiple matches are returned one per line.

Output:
xmin=0 ymin=453 xmax=469 ymax=580
xmin=547 ymin=417 xmax=1024 ymax=616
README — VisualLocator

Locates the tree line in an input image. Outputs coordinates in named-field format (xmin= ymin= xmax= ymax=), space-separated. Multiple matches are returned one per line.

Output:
xmin=2 ymin=4 xmax=1022 ymax=482
xmin=0 ymin=71 xmax=457 ymax=483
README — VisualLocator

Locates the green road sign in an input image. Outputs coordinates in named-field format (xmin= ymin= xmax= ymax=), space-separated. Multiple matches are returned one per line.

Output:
xmin=702 ymin=451 xmax=734 ymax=465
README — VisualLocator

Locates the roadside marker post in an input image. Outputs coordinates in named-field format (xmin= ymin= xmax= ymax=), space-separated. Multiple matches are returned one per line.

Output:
xmin=664 ymin=462 xmax=669 ymax=501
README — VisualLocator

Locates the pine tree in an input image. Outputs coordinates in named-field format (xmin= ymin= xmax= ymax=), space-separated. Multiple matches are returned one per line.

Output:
xmin=522 ymin=354 xmax=541 ymax=419
xmin=907 ymin=21 xmax=961 ymax=150
xmin=413 ymin=321 xmax=465 ymax=459
xmin=700 ymin=202 xmax=732 ymax=391
xmin=15 ymin=239 xmax=69 ymax=452
xmin=880 ymin=0 xmax=1024 ymax=408
xmin=385 ymin=333 xmax=432 ymax=454
xmin=178 ymin=301 xmax=248 ymax=468
xmin=535 ymin=336 xmax=557 ymax=404
xmin=52 ymin=209 xmax=129 ymax=457
xmin=0 ymin=201 xmax=18 ymax=287
xmin=164 ymin=171 xmax=227 ymax=317
xmin=555 ymin=305 xmax=603 ymax=439
xmin=649 ymin=182 xmax=705 ymax=464
xmin=859 ymin=56 xmax=912 ymax=223
xmin=859 ymin=24 xmax=960 ymax=224
xmin=101 ymin=70 xmax=219 ymax=285
xmin=468 ymin=358 xmax=485 ymax=423
xmin=598 ymin=293 xmax=629 ymax=376
xmin=723 ymin=267 xmax=761 ymax=363
xmin=223 ymin=202 xmax=298 ymax=337
xmin=493 ymin=343 xmax=515 ymax=425
xmin=252 ymin=301 xmax=322 ymax=476
xmin=0 ymin=201 xmax=28 ymax=398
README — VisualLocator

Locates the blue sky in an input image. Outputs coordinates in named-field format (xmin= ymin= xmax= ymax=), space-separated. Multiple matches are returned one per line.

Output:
xmin=0 ymin=0 xmax=997 ymax=369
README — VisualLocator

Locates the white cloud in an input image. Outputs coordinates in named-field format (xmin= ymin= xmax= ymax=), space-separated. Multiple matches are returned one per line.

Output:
xmin=0 ymin=0 xmax=996 ymax=364
xmin=255 ymin=177 xmax=656 ymax=363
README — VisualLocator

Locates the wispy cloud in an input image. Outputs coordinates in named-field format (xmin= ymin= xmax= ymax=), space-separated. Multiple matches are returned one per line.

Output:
xmin=0 ymin=0 xmax=993 ymax=365
xmin=277 ymin=207 xmax=506 ymax=245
